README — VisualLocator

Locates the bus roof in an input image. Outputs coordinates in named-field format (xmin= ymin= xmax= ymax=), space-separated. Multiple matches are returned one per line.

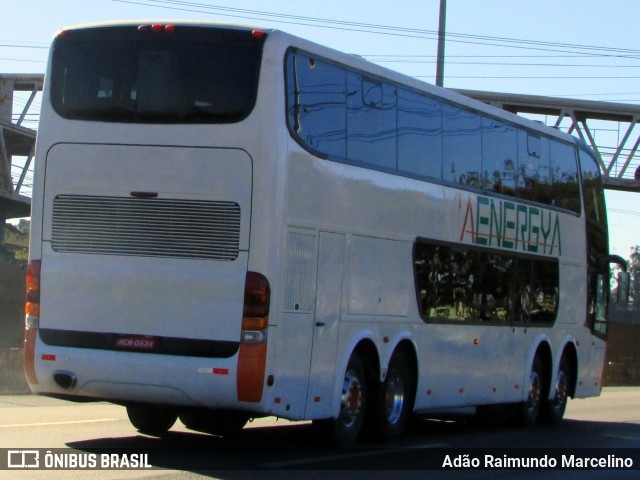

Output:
xmin=53 ymin=20 xmax=583 ymax=150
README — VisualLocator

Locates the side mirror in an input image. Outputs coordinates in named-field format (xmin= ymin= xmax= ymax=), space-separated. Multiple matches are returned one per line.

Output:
xmin=617 ymin=271 xmax=630 ymax=305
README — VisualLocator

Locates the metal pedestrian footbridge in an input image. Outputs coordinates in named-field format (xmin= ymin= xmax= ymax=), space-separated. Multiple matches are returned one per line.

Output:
xmin=1 ymin=74 xmax=639 ymax=230
xmin=454 ymin=89 xmax=640 ymax=193
xmin=1 ymin=74 xmax=42 ymax=223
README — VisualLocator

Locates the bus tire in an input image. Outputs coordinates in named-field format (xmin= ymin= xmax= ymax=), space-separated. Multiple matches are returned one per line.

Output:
xmin=318 ymin=353 xmax=368 ymax=446
xmin=519 ymin=355 xmax=544 ymax=427
xmin=126 ymin=404 xmax=177 ymax=437
xmin=541 ymin=357 xmax=571 ymax=424
xmin=179 ymin=410 xmax=249 ymax=438
xmin=372 ymin=350 xmax=414 ymax=442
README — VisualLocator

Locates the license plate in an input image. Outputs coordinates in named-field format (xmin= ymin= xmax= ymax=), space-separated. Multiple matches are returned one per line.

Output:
xmin=115 ymin=336 xmax=158 ymax=351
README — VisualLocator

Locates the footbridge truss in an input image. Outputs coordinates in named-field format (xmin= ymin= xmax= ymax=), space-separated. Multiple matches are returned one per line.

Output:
xmin=454 ymin=89 xmax=640 ymax=193
xmin=0 ymin=74 xmax=41 ymax=221
xmin=1 ymin=74 xmax=639 ymax=232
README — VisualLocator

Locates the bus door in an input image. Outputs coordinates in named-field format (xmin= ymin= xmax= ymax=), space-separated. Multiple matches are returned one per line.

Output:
xmin=584 ymin=268 xmax=608 ymax=394
xmin=272 ymin=229 xmax=343 ymax=419
xmin=304 ymin=232 xmax=345 ymax=418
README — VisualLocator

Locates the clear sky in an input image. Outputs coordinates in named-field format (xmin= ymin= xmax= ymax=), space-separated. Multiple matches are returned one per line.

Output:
xmin=3 ymin=0 xmax=640 ymax=259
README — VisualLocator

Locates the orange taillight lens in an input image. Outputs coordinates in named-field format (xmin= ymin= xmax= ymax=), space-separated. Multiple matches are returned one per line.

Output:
xmin=237 ymin=271 xmax=270 ymax=403
xmin=25 ymin=260 xmax=41 ymax=317
xmin=24 ymin=259 xmax=41 ymax=386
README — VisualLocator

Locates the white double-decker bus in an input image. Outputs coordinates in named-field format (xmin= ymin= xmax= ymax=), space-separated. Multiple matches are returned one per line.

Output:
xmin=25 ymin=21 xmax=627 ymax=445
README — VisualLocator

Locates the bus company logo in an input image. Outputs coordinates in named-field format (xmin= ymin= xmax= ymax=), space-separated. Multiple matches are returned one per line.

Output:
xmin=114 ymin=336 xmax=157 ymax=351
xmin=459 ymin=193 xmax=562 ymax=256
xmin=8 ymin=450 xmax=40 ymax=469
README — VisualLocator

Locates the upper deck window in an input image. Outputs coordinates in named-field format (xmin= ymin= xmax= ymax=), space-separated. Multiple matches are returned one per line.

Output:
xmin=50 ymin=26 xmax=265 ymax=123
xmin=285 ymin=50 xmax=582 ymax=214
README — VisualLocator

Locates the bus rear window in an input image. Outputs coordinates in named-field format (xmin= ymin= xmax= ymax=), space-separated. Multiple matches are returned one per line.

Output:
xmin=50 ymin=26 xmax=265 ymax=123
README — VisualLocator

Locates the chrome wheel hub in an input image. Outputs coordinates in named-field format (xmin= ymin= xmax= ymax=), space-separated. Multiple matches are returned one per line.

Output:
xmin=552 ymin=370 xmax=568 ymax=410
xmin=339 ymin=370 xmax=363 ymax=428
xmin=526 ymin=370 xmax=542 ymax=416
xmin=385 ymin=369 xmax=405 ymax=425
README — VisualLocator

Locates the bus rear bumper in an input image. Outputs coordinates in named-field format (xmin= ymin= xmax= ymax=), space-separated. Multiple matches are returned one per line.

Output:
xmin=28 ymin=340 xmax=249 ymax=410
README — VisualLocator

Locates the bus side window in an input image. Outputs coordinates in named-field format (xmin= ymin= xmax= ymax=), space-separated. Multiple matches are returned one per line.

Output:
xmin=346 ymin=72 xmax=397 ymax=170
xmin=286 ymin=53 xmax=347 ymax=159
xmin=442 ymin=105 xmax=482 ymax=188
xmin=481 ymin=118 xmax=517 ymax=195
xmin=362 ymin=78 xmax=382 ymax=107
xmin=550 ymin=142 xmax=580 ymax=213
xmin=592 ymin=273 xmax=608 ymax=336
xmin=529 ymin=260 xmax=559 ymax=323
xmin=414 ymin=239 xmax=558 ymax=325
xmin=397 ymin=88 xmax=442 ymax=180
xmin=518 ymin=133 xmax=551 ymax=204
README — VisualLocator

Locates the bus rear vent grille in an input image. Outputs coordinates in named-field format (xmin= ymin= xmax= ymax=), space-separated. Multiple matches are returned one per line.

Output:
xmin=52 ymin=195 xmax=241 ymax=260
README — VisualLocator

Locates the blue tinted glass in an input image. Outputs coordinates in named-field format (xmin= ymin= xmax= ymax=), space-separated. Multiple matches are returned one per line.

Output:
xmin=518 ymin=135 xmax=551 ymax=204
xmin=287 ymin=54 xmax=347 ymax=158
xmin=550 ymin=141 xmax=580 ymax=212
xmin=52 ymin=26 xmax=264 ymax=124
xmin=442 ymin=105 xmax=482 ymax=187
xmin=579 ymin=149 xmax=605 ymax=223
xmin=398 ymin=89 xmax=442 ymax=179
xmin=346 ymin=72 xmax=397 ymax=170
xmin=482 ymin=118 xmax=517 ymax=194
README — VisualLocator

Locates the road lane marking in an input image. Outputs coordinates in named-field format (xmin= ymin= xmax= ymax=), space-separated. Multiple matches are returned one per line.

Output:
xmin=0 ymin=419 xmax=119 ymax=428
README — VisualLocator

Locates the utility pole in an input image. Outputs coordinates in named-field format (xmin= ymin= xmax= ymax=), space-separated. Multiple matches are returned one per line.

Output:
xmin=435 ymin=0 xmax=447 ymax=87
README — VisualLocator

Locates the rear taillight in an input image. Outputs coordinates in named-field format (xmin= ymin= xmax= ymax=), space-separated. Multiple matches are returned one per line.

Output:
xmin=25 ymin=260 xmax=41 ymax=319
xmin=24 ymin=259 xmax=41 ymax=385
xmin=138 ymin=24 xmax=176 ymax=33
xmin=241 ymin=271 xmax=270 ymax=343
xmin=237 ymin=272 xmax=270 ymax=402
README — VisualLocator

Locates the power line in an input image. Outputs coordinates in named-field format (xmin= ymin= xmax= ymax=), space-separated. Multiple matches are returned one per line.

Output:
xmin=141 ymin=0 xmax=640 ymax=54
xmin=0 ymin=43 xmax=48 ymax=49
xmin=111 ymin=0 xmax=640 ymax=59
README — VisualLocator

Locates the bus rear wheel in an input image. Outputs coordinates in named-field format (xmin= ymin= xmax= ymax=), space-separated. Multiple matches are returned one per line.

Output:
xmin=179 ymin=410 xmax=249 ymax=438
xmin=315 ymin=353 xmax=367 ymax=446
xmin=519 ymin=355 xmax=544 ymax=427
xmin=541 ymin=357 xmax=571 ymax=424
xmin=126 ymin=404 xmax=177 ymax=437
xmin=371 ymin=351 xmax=414 ymax=442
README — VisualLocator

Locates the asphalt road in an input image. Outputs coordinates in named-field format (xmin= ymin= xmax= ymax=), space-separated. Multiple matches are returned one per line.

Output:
xmin=0 ymin=387 xmax=639 ymax=479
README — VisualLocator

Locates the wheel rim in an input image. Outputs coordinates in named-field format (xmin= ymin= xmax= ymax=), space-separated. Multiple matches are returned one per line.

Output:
xmin=551 ymin=370 xmax=568 ymax=412
xmin=385 ymin=369 xmax=405 ymax=425
xmin=339 ymin=369 xmax=363 ymax=428
xmin=526 ymin=369 xmax=542 ymax=418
